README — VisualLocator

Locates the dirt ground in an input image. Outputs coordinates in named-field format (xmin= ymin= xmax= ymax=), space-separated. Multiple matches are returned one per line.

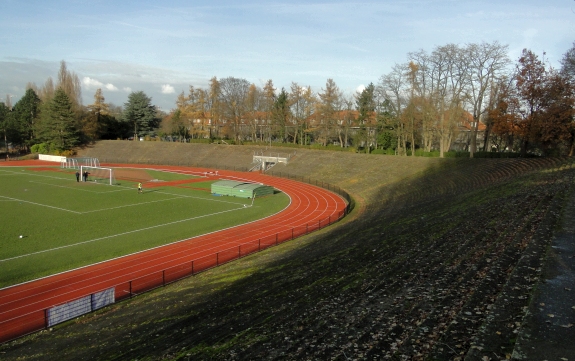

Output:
xmin=113 ymin=168 xmax=155 ymax=182
xmin=511 ymin=191 xmax=575 ymax=360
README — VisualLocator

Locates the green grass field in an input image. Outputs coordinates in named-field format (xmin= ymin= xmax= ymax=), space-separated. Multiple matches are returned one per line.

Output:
xmin=0 ymin=166 xmax=289 ymax=288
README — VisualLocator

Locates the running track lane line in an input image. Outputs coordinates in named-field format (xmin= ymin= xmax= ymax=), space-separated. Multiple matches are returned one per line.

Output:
xmin=0 ymin=164 xmax=348 ymax=340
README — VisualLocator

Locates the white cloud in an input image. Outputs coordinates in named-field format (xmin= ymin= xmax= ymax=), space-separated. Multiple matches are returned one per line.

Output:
xmin=123 ymin=87 xmax=132 ymax=93
xmin=161 ymin=84 xmax=175 ymax=94
xmin=83 ymin=76 xmax=119 ymax=92
xmin=82 ymin=76 xmax=103 ymax=88
xmin=104 ymin=83 xmax=119 ymax=91
xmin=356 ymin=84 xmax=365 ymax=94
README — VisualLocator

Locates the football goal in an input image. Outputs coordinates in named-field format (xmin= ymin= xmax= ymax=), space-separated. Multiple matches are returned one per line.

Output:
xmin=80 ymin=166 xmax=116 ymax=185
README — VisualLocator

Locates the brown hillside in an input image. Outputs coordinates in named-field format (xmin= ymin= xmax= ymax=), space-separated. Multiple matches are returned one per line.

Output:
xmin=3 ymin=141 xmax=574 ymax=360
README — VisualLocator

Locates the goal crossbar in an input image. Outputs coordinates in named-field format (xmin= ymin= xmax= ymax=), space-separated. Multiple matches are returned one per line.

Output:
xmin=80 ymin=166 xmax=115 ymax=185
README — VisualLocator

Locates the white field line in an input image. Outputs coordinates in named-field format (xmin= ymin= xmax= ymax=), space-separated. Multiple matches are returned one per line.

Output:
xmin=0 ymin=191 xmax=292 ymax=292
xmin=152 ymin=189 xmax=251 ymax=206
xmin=1 ymin=189 xmax=236 ymax=215
xmin=0 ymin=195 xmax=81 ymax=214
xmin=2 ymin=172 xmax=250 ymax=214
xmin=0 ymin=206 xmax=248 ymax=263
xmin=123 ymin=167 xmax=208 ymax=178
xmin=81 ymin=196 xmax=184 ymax=214
xmin=108 ymin=181 xmax=251 ymax=207
xmin=0 ymin=169 xmax=69 ymax=181
xmin=28 ymin=181 xmax=131 ymax=194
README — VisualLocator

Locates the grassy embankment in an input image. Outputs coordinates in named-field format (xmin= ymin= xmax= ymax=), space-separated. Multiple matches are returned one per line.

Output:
xmin=2 ymin=141 xmax=573 ymax=360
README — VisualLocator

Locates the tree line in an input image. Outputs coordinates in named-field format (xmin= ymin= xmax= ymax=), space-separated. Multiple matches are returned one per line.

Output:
xmin=162 ymin=41 xmax=575 ymax=157
xmin=1 ymin=41 xmax=574 ymax=157
xmin=0 ymin=61 xmax=160 ymax=157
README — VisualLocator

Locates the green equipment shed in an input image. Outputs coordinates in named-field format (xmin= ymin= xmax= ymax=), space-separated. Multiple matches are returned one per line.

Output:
xmin=211 ymin=180 xmax=275 ymax=199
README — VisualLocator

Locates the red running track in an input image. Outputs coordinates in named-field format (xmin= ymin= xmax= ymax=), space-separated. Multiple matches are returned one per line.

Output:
xmin=0 ymin=162 xmax=348 ymax=343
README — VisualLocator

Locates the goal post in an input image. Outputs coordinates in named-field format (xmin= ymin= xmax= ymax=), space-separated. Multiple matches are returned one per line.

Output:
xmin=80 ymin=166 xmax=116 ymax=185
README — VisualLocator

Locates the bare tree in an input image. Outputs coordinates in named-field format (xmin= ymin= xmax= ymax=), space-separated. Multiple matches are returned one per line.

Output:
xmin=57 ymin=60 xmax=82 ymax=112
xmin=245 ymin=83 xmax=261 ymax=142
xmin=406 ymin=51 xmax=437 ymax=153
xmin=219 ymin=76 xmax=251 ymax=143
xmin=428 ymin=44 xmax=469 ymax=157
xmin=84 ymin=88 xmax=110 ymax=140
xmin=289 ymin=83 xmax=315 ymax=145
xmin=378 ymin=63 xmax=408 ymax=155
xmin=464 ymin=42 xmax=510 ymax=157
xmin=560 ymin=41 xmax=575 ymax=81
xmin=207 ymin=77 xmax=221 ymax=139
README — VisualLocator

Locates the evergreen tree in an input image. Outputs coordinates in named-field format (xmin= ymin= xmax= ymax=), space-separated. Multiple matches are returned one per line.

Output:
xmin=316 ymin=79 xmax=342 ymax=146
xmin=0 ymin=102 xmax=11 ymax=156
xmin=123 ymin=91 xmax=158 ymax=139
xmin=11 ymin=88 xmax=41 ymax=148
xmin=273 ymin=88 xmax=290 ymax=142
xmin=35 ymin=88 xmax=79 ymax=151
xmin=356 ymin=83 xmax=376 ymax=124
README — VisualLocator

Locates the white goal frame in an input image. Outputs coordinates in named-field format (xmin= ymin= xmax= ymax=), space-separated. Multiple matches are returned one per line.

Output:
xmin=80 ymin=166 xmax=116 ymax=185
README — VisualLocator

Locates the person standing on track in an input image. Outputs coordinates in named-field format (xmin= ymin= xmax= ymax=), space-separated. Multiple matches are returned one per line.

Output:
xmin=138 ymin=182 xmax=143 ymax=194
xmin=75 ymin=171 xmax=80 ymax=182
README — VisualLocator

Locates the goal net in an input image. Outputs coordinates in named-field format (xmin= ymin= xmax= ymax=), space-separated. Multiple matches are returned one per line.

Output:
xmin=80 ymin=166 xmax=116 ymax=185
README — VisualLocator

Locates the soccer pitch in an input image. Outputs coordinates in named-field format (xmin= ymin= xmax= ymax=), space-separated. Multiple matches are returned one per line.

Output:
xmin=0 ymin=166 xmax=289 ymax=288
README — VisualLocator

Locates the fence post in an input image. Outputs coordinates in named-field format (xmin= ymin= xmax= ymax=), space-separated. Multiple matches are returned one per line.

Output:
xmin=162 ymin=270 xmax=165 ymax=287
xmin=238 ymin=245 xmax=241 ymax=258
xmin=217 ymin=252 xmax=219 ymax=266
xmin=191 ymin=260 xmax=194 ymax=275
xmin=276 ymin=233 xmax=278 ymax=245
xmin=44 ymin=309 xmax=49 ymax=329
xmin=292 ymin=228 xmax=294 ymax=240
xmin=258 ymin=239 xmax=261 ymax=251
xmin=129 ymin=281 xmax=132 ymax=298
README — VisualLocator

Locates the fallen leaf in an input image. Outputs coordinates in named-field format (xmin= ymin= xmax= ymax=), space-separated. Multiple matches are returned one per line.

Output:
xmin=560 ymin=324 xmax=573 ymax=328
xmin=548 ymin=314 xmax=555 ymax=318
xmin=540 ymin=303 xmax=545 ymax=306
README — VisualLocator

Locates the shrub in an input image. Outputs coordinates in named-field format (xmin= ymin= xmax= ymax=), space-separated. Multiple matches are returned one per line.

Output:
xmin=31 ymin=143 xmax=50 ymax=154
xmin=57 ymin=149 xmax=76 ymax=157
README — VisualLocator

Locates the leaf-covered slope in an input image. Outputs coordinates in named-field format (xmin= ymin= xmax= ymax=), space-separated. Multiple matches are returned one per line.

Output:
xmin=2 ymin=144 xmax=574 ymax=360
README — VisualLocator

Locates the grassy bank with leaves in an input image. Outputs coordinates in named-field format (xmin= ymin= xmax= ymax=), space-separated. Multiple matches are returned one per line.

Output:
xmin=1 ymin=142 xmax=573 ymax=360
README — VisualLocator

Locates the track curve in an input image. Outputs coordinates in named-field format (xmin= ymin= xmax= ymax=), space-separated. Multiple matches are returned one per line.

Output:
xmin=0 ymin=162 xmax=348 ymax=342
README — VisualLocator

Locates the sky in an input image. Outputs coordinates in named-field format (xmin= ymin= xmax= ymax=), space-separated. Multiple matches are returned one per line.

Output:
xmin=1 ymin=0 xmax=574 ymax=111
